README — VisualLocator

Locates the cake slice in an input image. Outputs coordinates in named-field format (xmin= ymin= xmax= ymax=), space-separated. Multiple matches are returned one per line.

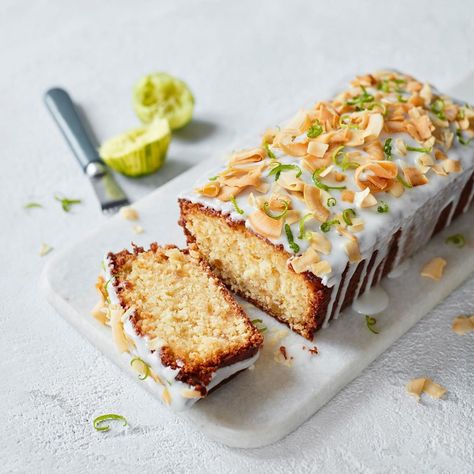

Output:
xmin=92 ymin=243 xmax=263 ymax=410
xmin=179 ymin=70 xmax=474 ymax=339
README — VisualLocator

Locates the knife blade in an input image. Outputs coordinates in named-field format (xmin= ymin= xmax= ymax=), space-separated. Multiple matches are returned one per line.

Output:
xmin=44 ymin=87 xmax=130 ymax=214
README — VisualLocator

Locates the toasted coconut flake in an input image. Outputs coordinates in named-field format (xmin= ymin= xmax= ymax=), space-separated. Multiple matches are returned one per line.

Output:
xmin=395 ymin=138 xmax=407 ymax=156
xmin=277 ymin=172 xmax=305 ymax=193
xmin=110 ymin=306 xmax=130 ymax=353
xmin=406 ymin=378 xmax=426 ymax=401
xmin=262 ymin=128 xmax=277 ymax=145
xmin=419 ymin=83 xmax=432 ymax=106
xmin=290 ymin=247 xmax=320 ymax=274
xmin=442 ymin=159 xmax=462 ymax=174
xmin=355 ymin=161 xmax=397 ymax=193
xmin=451 ymin=315 xmax=474 ymax=335
xmin=411 ymin=114 xmax=434 ymax=140
xmin=285 ymin=109 xmax=311 ymax=134
xmin=345 ymin=239 xmax=362 ymax=263
xmin=388 ymin=179 xmax=405 ymax=197
xmin=277 ymin=140 xmax=308 ymax=157
xmin=181 ymin=389 xmax=203 ymax=399
xmin=421 ymin=257 xmax=447 ymax=281
xmin=362 ymin=113 xmax=384 ymax=138
xmin=403 ymin=166 xmax=428 ymax=187
xmin=219 ymin=165 xmax=263 ymax=188
xmin=248 ymin=210 xmax=283 ymax=239
xmin=341 ymin=189 xmax=355 ymax=203
xmin=196 ymin=181 xmax=220 ymax=198
xmin=91 ymin=301 xmax=108 ymax=325
xmin=348 ymin=217 xmax=365 ymax=233
xmin=285 ymin=210 xmax=301 ymax=224
xmin=307 ymin=140 xmax=329 ymax=158
xmin=319 ymin=164 xmax=334 ymax=178
xmin=354 ymin=187 xmax=377 ymax=208
xmin=312 ymin=260 xmax=332 ymax=277
xmin=432 ymin=164 xmax=448 ymax=176
xmin=303 ymin=184 xmax=330 ymax=222
xmin=309 ymin=231 xmax=332 ymax=255
xmin=217 ymin=185 xmax=244 ymax=202
xmin=434 ymin=149 xmax=447 ymax=161
xmin=120 ymin=206 xmax=139 ymax=221
xmin=423 ymin=379 xmax=447 ymax=399
xmin=229 ymin=147 xmax=266 ymax=165
xmin=415 ymin=153 xmax=434 ymax=174
xmin=162 ymin=387 xmax=172 ymax=405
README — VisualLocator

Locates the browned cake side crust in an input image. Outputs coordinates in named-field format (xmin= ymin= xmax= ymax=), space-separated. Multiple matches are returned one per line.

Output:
xmin=179 ymin=167 xmax=474 ymax=338
xmin=107 ymin=243 xmax=263 ymax=390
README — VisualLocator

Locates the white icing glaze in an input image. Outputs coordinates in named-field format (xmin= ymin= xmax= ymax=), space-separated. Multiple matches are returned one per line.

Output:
xmin=180 ymin=73 xmax=474 ymax=327
xmin=387 ymin=258 xmax=412 ymax=279
xmin=102 ymin=256 xmax=259 ymax=411
xmin=352 ymin=286 xmax=389 ymax=315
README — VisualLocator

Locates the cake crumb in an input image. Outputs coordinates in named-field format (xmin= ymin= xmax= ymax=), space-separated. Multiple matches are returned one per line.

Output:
xmin=120 ymin=206 xmax=139 ymax=221
xmin=274 ymin=345 xmax=293 ymax=367
xmin=132 ymin=225 xmax=144 ymax=234
xmin=406 ymin=377 xmax=447 ymax=401
xmin=39 ymin=243 xmax=53 ymax=257
xmin=452 ymin=315 xmax=474 ymax=335
xmin=302 ymin=345 xmax=319 ymax=355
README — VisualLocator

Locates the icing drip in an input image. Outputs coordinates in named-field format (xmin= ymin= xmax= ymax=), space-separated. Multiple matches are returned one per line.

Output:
xmin=352 ymin=286 xmax=389 ymax=316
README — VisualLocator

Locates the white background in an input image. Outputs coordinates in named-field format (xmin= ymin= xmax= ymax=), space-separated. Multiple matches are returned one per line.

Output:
xmin=1 ymin=0 xmax=473 ymax=472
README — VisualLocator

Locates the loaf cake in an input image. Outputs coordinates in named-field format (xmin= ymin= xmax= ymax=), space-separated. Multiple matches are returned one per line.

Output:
xmin=92 ymin=243 xmax=263 ymax=410
xmin=179 ymin=70 xmax=474 ymax=340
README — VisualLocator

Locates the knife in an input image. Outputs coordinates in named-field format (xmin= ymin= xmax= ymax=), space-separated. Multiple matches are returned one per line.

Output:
xmin=44 ymin=88 xmax=130 ymax=215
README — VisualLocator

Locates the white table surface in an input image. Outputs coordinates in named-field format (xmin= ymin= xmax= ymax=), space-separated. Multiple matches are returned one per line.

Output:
xmin=1 ymin=0 xmax=473 ymax=472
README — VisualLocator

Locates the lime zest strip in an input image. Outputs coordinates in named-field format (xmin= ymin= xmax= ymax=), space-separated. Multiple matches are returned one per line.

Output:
xmin=130 ymin=357 xmax=151 ymax=380
xmin=93 ymin=414 xmax=128 ymax=432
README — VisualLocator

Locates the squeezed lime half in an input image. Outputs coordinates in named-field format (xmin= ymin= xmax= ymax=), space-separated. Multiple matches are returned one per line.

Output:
xmin=99 ymin=119 xmax=171 ymax=177
xmin=133 ymin=72 xmax=194 ymax=130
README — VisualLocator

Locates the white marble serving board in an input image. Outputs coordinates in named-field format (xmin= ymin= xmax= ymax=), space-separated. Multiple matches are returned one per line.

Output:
xmin=41 ymin=76 xmax=474 ymax=448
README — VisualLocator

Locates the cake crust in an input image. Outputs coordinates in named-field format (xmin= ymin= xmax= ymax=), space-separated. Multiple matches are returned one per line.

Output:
xmin=105 ymin=243 xmax=263 ymax=390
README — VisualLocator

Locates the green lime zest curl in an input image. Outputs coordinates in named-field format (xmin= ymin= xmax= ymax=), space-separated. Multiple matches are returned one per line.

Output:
xmin=268 ymin=163 xmax=302 ymax=181
xmin=130 ymin=357 xmax=151 ymax=380
xmin=230 ymin=196 xmax=244 ymax=215
xmin=342 ymin=208 xmax=356 ymax=226
xmin=312 ymin=168 xmax=346 ymax=192
xmin=306 ymin=120 xmax=323 ymax=138
xmin=365 ymin=315 xmax=379 ymax=334
xmin=93 ymin=414 xmax=128 ymax=432
xmin=263 ymin=200 xmax=289 ymax=220
xmin=298 ymin=213 xmax=314 ymax=240
xmin=285 ymin=224 xmax=300 ymax=253
xmin=445 ymin=233 xmax=465 ymax=248
xmin=320 ymin=219 xmax=340 ymax=233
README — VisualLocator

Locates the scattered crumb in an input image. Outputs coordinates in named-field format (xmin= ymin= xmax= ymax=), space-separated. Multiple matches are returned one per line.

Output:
xmin=247 ymin=364 xmax=255 ymax=371
xmin=451 ymin=315 xmax=474 ymax=335
xmin=302 ymin=345 xmax=319 ymax=355
xmin=274 ymin=345 xmax=293 ymax=367
xmin=132 ymin=225 xmax=144 ymax=234
xmin=420 ymin=257 xmax=447 ymax=281
xmin=39 ymin=243 xmax=53 ymax=256
xmin=406 ymin=377 xmax=447 ymax=401
xmin=120 ymin=206 xmax=139 ymax=221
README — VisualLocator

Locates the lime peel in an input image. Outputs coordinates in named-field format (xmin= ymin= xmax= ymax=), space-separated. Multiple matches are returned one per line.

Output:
xmin=99 ymin=119 xmax=171 ymax=177
xmin=133 ymin=72 xmax=194 ymax=130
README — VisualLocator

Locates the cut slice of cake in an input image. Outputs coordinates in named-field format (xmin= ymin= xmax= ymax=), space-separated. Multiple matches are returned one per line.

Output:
xmin=92 ymin=243 xmax=263 ymax=410
xmin=179 ymin=70 xmax=474 ymax=340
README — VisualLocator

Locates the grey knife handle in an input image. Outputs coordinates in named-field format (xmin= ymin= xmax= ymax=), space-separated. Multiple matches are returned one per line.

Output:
xmin=44 ymin=87 xmax=102 ymax=172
